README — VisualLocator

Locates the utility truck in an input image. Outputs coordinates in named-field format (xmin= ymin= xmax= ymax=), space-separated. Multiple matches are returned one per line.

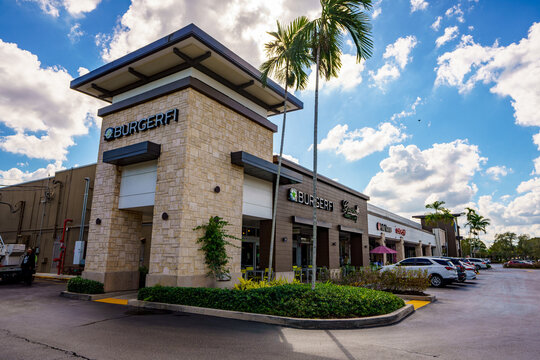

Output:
xmin=0 ymin=235 xmax=25 ymax=282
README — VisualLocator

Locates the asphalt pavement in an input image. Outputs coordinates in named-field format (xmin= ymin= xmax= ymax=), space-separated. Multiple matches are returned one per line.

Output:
xmin=0 ymin=264 xmax=538 ymax=360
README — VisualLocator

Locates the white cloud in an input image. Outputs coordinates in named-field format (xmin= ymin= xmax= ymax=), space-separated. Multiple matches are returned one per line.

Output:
xmin=68 ymin=23 xmax=83 ymax=42
xmin=0 ymin=161 xmax=64 ymax=186
xmin=97 ymin=0 xmax=320 ymax=67
xmin=370 ymin=64 xmax=400 ymax=86
xmin=318 ymin=122 xmax=408 ymax=161
xmin=431 ymin=16 xmax=442 ymax=31
xmin=372 ymin=0 xmax=382 ymax=19
xmin=77 ymin=67 xmax=89 ymax=76
xmin=533 ymin=132 xmax=540 ymax=150
xmin=410 ymin=0 xmax=428 ymax=13
xmin=365 ymin=140 xmax=487 ymax=214
xmin=485 ymin=165 xmax=512 ymax=180
xmin=478 ymin=179 xmax=540 ymax=242
xmin=0 ymin=39 xmax=101 ymax=161
xmin=435 ymin=22 xmax=540 ymax=128
xmin=436 ymin=26 xmax=459 ymax=48
xmin=371 ymin=35 xmax=417 ymax=88
xmin=533 ymin=157 xmax=540 ymax=176
xmin=23 ymin=0 xmax=101 ymax=17
xmin=274 ymin=153 xmax=299 ymax=164
xmin=390 ymin=97 xmax=423 ymax=122
xmin=445 ymin=4 xmax=465 ymax=23
xmin=383 ymin=35 xmax=418 ymax=69
xmin=306 ymin=54 xmax=365 ymax=93
xmin=468 ymin=25 xmax=474 ymax=31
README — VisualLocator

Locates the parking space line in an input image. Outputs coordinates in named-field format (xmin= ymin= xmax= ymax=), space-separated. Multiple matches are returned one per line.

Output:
xmin=94 ymin=298 xmax=129 ymax=305
xmin=405 ymin=300 xmax=430 ymax=310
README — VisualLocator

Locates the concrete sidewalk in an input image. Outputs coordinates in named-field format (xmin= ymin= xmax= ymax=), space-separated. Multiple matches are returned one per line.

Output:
xmin=34 ymin=272 xmax=76 ymax=281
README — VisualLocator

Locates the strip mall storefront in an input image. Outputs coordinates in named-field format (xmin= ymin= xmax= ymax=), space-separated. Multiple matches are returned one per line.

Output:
xmin=367 ymin=204 xmax=439 ymax=265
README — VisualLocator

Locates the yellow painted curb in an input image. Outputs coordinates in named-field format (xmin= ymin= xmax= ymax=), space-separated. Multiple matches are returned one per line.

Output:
xmin=94 ymin=298 xmax=129 ymax=305
xmin=406 ymin=300 xmax=430 ymax=310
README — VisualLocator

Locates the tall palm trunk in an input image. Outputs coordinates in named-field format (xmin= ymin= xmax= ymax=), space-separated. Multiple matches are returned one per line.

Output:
xmin=268 ymin=73 xmax=289 ymax=280
xmin=311 ymin=46 xmax=320 ymax=289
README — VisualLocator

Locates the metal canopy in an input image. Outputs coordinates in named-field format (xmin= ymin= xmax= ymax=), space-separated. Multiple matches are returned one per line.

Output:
xmin=103 ymin=141 xmax=161 ymax=166
xmin=231 ymin=151 xmax=302 ymax=185
xmin=70 ymin=24 xmax=303 ymax=116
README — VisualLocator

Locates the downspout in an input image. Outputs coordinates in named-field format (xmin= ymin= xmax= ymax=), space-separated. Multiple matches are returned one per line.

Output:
xmin=78 ymin=178 xmax=90 ymax=244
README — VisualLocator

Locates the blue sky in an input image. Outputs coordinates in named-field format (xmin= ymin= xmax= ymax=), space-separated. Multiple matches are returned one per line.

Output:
xmin=0 ymin=0 xmax=539 ymax=242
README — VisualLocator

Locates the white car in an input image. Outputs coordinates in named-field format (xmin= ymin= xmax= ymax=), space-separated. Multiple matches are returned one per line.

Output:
xmin=382 ymin=257 xmax=458 ymax=288
xmin=460 ymin=261 xmax=477 ymax=280
xmin=467 ymin=258 xmax=489 ymax=270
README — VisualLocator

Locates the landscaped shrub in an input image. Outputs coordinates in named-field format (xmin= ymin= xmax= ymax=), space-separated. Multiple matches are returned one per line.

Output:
xmin=503 ymin=262 xmax=540 ymax=269
xmin=233 ymin=277 xmax=300 ymax=290
xmin=138 ymin=283 xmax=404 ymax=319
xmin=334 ymin=267 xmax=430 ymax=294
xmin=67 ymin=276 xmax=104 ymax=294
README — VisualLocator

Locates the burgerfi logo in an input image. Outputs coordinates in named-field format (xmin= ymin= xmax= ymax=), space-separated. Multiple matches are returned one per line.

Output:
xmin=288 ymin=188 xmax=298 ymax=202
xmin=104 ymin=127 xmax=114 ymax=141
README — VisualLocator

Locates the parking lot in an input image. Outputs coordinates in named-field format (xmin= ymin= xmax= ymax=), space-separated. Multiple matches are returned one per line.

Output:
xmin=0 ymin=264 xmax=538 ymax=360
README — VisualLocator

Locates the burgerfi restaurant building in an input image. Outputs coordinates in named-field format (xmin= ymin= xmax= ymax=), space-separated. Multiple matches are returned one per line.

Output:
xmin=70 ymin=24 xmax=371 ymax=292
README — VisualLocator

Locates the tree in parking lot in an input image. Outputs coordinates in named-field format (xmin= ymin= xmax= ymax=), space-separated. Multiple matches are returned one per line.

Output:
xmin=461 ymin=238 xmax=488 ymax=258
xmin=489 ymin=232 xmax=516 ymax=262
xmin=424 ymin=201 xmax=455 ymax=226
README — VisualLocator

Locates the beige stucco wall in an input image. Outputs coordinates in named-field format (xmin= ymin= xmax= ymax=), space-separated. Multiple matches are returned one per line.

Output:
xmin=83 ymin=87 xmax=273 ymax=291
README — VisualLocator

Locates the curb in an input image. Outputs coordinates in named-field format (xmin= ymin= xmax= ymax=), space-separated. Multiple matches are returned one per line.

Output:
xmin=60 ymin=290 xmax=136 ymax=301
xmin=35 ymin=273 xmax=76 ymax=281
xmin=126 ymin=300 xmax=415 ymax=329
xmin=395 ymin=294 xmax=437 ymax=302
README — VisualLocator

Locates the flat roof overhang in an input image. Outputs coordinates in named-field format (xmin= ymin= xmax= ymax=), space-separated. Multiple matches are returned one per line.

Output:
xmin=103 ymin=141 xmax=161 ymax=166
xmin=231 ymin=151 xmax=302 ymax=185
xmin=70 ymin=23 xmax=303 ymax=117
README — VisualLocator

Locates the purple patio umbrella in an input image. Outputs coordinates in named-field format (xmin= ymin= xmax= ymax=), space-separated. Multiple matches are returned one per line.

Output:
xmin=370 ymin=245 xmax=397 ymax=254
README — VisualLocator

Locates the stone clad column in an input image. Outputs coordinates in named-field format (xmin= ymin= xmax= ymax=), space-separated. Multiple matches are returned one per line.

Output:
xmin=425 ymin=245 xmax=432 ymax=256
xmin=377 ymin=232 xmax=387 ymax=264
xmin=415 ymin=241 xmax=423 ymax=257
xmin=396 ymin=237 xmax=405 ymax=262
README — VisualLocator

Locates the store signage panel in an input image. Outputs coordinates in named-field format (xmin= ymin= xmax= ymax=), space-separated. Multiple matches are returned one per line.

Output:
xmin=395 ymin=227 xmax=406 ymax=236
xmin=376 ymin=222 xmax=392 ymax=233
xmin=288 ymin=188 xmax=333 ymax=211
xmin=341 ymin=200 xmax=359 ymax=223
xmin=104 ymin=108 xmax=179 ymax=141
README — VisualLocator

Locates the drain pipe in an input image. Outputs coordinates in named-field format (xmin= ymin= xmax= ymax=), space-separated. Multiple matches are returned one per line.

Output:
xmin=78 ymin=178 xmax=90 ymax=244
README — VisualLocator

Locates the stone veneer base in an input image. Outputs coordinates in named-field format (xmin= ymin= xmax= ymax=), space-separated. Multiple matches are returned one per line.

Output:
xmin=83 ymin=270 xmax=139 ymax=292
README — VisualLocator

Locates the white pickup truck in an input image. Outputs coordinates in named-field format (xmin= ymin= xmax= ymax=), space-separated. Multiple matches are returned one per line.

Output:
xmin=0 ymin=235 xmax=26 ymax=282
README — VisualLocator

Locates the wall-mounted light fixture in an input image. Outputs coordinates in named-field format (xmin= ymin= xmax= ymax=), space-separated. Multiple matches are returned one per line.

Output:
xmin=331 ymin=242 xmax=337 ymax=246
xmin=214 ymin=186 xmax=221 ymax=193
xmin=282 ymin=237 xmax=288 ymax=242
xmin=162 ymin=212 xmax=169 ymax=220
xmin=95 ymin=218 xmax=102 ymax=225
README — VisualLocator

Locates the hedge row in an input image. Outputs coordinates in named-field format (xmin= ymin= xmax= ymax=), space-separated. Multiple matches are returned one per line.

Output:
xmin=504 ymin=263 xmax=540 ymax=269
xmin=334 ymin=267 xmax=430 ymax=294
xmin=138 ymin=283 xmax=404 ymax=319
xmin=67 ymin=277 xmax=104 ymax=294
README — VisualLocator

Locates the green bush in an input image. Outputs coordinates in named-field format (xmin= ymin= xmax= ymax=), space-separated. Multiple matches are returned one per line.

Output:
xmin=233 ymin=277 xmax=300 ymax=290
xmin=138 ymin=283 xmax=404 ymax=319
xmin=334 ymin=267 xmax=430 ymax=294
xmin=67 ymin=276 xmax=104 ymax=294
xmin=503 ymin=262 xmax=540 ymax=269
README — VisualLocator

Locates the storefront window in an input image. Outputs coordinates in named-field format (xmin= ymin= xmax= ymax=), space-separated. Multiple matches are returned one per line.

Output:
xmin=339 ymin=232 xmax=351 ymax=266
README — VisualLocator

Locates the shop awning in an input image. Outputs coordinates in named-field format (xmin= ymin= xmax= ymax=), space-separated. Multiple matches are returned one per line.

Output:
xmin=231 ymin=151 xmax=302 ymax=185
xmin=103 ymin=141 xmax=161 ymax=166
xmin=292 ymin=216 xmax=332 ymax=229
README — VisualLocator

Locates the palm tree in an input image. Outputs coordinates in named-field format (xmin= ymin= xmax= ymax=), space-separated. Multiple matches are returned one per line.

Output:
xmin=465 ymin=211 xmax=490 ymax=256
xmin=299 ymin=0 xmax=373 ymax=288
xmin=424 ymin=200 xmax=455 ymax=227
xmin=260 ymin=18 xmax=311 ymax=279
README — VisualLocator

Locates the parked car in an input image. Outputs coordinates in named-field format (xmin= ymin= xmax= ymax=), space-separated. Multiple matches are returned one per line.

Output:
xmin=439 ymin=257 xmax=467 ymax=282
xmin=466 ymin=258 xmax=488 ymax=270
xmin=459 ymin=261 xmax=477 ymax=280
xmin=381 ymin=257 xmax=458 ymax=287
xmin=505 ymin=259 xmax=526 ymax=266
